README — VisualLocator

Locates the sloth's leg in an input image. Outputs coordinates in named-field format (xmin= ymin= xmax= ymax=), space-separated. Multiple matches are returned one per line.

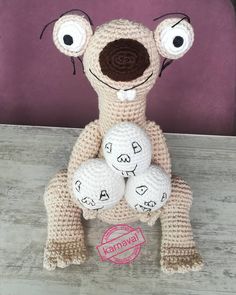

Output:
xmin=160 ymin=176 xmax=203 ymax=273
xmin=43 ymin=169 xmax=87 ymax=270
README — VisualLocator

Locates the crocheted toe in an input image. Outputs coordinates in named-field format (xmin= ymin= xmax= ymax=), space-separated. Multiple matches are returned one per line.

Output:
xmin=160 ymin=247 xmax=204 ymax=274
xmin=43 ymin=240 xmax=87 ymax=271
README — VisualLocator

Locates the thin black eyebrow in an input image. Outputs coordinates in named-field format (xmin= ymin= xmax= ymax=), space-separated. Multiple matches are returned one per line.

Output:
xmin=40 ymin=18 xmax=58 ymax=39
xmin=39 ymin=8 xmax=93 ymax=40
xmin=171 ymin=16 xmax=190 ymax=28
xmin=153 ymin=12 xmax=191 ymax=24
xmin=60 ymin=8 xmax=93 ymax=26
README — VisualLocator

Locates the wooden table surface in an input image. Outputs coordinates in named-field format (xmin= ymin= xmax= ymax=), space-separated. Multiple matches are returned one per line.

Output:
xmin=0 ymin=125 xmax=236 ymax=295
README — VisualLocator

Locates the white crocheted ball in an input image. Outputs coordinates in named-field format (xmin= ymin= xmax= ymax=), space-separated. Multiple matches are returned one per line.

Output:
xmin=103 ymin=122 xmax=152 ymax=177
xmin=125 ymin=165 xmax=171 ymax=213
xmin=72 ymin=159 xmax=125 ymax=210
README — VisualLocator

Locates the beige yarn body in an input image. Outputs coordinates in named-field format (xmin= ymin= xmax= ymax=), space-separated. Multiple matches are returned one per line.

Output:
xmin=44 ymin=17 xmax=203 ymax=273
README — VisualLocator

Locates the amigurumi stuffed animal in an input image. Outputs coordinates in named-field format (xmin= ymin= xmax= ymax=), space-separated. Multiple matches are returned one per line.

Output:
xmin=42 ymin=9 xmax=204 ymax=273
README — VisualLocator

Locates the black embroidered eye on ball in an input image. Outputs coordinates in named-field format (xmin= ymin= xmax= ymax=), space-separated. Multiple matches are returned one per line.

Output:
xmin=63 ymin=34 xmax=73 ymax=46
xmin=173 ymin=36 xmax=184 ymax=48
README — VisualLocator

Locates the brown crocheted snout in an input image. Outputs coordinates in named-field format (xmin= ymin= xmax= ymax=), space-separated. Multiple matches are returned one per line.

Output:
xmin=99 ymin=38 xmax=150 ymax=82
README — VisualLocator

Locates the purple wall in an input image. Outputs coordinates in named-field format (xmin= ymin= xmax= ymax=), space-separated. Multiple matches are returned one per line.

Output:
xmin=0 ymin=0 xmax=235 ymax=135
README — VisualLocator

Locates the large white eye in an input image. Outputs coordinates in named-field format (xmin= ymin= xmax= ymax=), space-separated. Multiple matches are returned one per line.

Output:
xmin=53 ymin=15 xmax=92 ymax=57
xmin=154 ymin=18 xmax=194 ymax=60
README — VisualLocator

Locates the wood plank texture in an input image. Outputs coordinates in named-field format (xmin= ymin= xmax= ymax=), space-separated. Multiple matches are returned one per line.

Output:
xmin=0 ymin=125 xmax=236 ymax=295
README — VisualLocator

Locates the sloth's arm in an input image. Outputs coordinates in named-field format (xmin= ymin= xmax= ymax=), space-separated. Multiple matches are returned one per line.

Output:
xmin=67 ymin=120 xmax=102 ymax=192
xmin=145 ymin=121 xmax=171 ymax=176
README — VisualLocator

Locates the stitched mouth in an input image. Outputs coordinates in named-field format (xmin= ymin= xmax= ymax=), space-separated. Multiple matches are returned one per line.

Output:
xmin=135 ymin=204 xmax=151 ymax=212
xmin=112 ymin=164 xmax=137 ymax=176
xmin=89 ymin=69 xmax=153 ymax=91
xmin=81 ymin=197 xmax=104 ymax=210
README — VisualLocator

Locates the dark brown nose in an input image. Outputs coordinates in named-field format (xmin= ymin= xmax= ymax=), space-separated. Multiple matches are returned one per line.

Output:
xmin=99 ymin=39 xmax=150 ymax=82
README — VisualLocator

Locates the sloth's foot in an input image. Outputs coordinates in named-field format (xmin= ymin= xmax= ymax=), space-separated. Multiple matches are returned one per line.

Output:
xmin=44 ymin=240 xmax=87 ymax=271
xmin=160 ymin=246 xmax=204 ymax=274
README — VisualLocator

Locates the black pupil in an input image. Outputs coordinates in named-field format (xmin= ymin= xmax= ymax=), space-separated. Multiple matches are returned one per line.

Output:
xmin=63 ymin=35 xmax=73 ymax=46
xmin=173 ymin=36 xmax=184 ymax=48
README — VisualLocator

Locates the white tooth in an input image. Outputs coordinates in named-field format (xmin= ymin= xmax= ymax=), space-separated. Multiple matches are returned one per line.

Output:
xmin=126 ymin=89 xmax=136 ymax=101
xmin=117 ymin=89 xmax=136 ymax=101
xmin=117 ymin=90 xmax=126 ymax=101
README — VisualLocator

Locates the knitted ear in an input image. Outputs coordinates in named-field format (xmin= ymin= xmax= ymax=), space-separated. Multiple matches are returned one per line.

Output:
xmin=154 ymin=18 xmax=194 ymax=60
xmin=53 ymin=14 xmax=93 ymax=57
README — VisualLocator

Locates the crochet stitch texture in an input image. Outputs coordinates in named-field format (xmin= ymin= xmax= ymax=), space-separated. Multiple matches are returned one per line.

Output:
xmin=43 ymin=16 xmax=203 ymax=273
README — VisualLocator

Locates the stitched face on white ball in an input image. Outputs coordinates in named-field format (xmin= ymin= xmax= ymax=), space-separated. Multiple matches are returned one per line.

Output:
xmin=72 ymin=159 xmax=125 ymax=210
xmin=103 ymin=122 xmax=152 ymax=177
xmin=125 ymin=165 xmax=171 ymax=213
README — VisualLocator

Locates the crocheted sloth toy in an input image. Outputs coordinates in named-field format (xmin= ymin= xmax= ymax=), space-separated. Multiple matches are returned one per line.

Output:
xmin=43 ymin=11 xmax=204 ymax=273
